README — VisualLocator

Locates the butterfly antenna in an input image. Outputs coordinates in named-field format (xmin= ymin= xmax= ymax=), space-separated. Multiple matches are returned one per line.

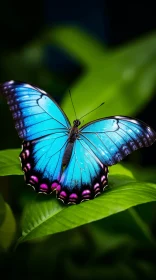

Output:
xmin=80 ymin=102 xmax=105 ymax=120
xmin=69 ymin=90 xmax=77 ymax=119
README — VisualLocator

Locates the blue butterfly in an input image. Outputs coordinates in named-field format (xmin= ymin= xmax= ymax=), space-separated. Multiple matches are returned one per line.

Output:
xmin=1 ymin=80 xmax=156 ymax=204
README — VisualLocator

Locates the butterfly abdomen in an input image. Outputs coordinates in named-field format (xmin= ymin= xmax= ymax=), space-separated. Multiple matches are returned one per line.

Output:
xmin=62 ymin=126 xmax=79 ymax=166
xmin=62 ymin=142 xmax=73 ymax=166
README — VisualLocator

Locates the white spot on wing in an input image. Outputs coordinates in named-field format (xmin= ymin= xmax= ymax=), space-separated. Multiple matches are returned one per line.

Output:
xmin=24 ymin=84 xmax=34 ymax=89
xmin=38 ymin=88 xmax=47 ymax=95
xmin=7 ymin=80 xmax=14 ymax=85
xmin=115 ymin=116 xmax=125 ymax=119
xmin=129 ymin=119 xmax=139 ymax=124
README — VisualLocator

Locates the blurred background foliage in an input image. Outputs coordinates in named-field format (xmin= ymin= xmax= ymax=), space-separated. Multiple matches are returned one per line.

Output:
xmin=0 ymin=1 xmax=156 ymax=279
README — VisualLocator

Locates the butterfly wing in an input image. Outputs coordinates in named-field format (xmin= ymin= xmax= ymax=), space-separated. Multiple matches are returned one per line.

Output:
xmin=0 ymin=81 xmax=70 ymax=192
xmin=80 ymin=116 xmax=156 ymax=166
xmin=56 ymin=138 xmax=108 ymax=204
xmin=56 ymin=116 xmax=156 ymax=204
xmin=20 ymin=134 xmax=68 ymax=193
xmin=0 ymin=80 xmax=70 ymax=140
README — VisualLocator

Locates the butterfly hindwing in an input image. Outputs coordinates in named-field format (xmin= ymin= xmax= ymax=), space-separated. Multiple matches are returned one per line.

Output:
xmin=57 ymin=139 xmax=108 ymax=204
xmin=80 ymin=116 xmax=156 ymax=166
xmin=20 ymin=133 xmax=68 ymax=193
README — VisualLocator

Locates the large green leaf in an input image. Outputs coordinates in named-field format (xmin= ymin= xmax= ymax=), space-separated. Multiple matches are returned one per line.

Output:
xmin=0 ymin=149 xmax=22 ymax=176
xmin=0 ymin=149 xmax=155 ymax=245
xmin=123 ymin=162 xmax=156 ymax=183
xmin=18 ymin=172 xmax=156 ymax=244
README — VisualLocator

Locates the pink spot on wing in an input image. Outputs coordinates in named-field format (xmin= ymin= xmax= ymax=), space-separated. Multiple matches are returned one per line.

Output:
xmin=68 ymin=193 xmax=78 ymax=204
xmin=101 ymin=175 xmax=105 ymax=182
xmin=25 ymin=149 xmax=30 ymax=157
xmin=26 ymin=163 xmax=31 ymax=170
xmin=69 ymin=193 xmax=78 ymax=199
xmin=51 ymin=182 xmax=58 ymax=191
xmin=40 ymin=183 xmax=48 ymax=191
xmin=59 ymin=191 xmax=67 ymax=199
xmin=30 ymin=175 xmax=38 ymax=183
xmin=82 ymin=190 xmax=91 ymax=196
xmin=93 ymin=183 xmax=101 ymax=197
xmin=94 ymin=183 xmax=100 ymax=190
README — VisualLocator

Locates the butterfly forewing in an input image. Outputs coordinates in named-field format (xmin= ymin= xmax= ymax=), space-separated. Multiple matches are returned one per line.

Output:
xmin=0 ymin=81 xmax=70 ymax=140
xmin=80 ymin=116 xmax=156 ymax=166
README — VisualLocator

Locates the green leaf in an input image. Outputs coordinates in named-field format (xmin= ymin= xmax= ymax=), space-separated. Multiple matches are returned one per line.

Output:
xmin=123 ymin=163 xmax=156 ymax=183
xmin=18 ymin=176 xmax=156 ymax=244
xmin=0 ymin=194 xmax=6 ymax=226
xmin=0 ymin=149 xmax=22 ymax=176
xmin=50 ymin=25 xmax=106 ymax=66
xmin=0 ymin=203 xmax=16 ymax=251
xmin=109 ymin=164 xmax=134 ymax=178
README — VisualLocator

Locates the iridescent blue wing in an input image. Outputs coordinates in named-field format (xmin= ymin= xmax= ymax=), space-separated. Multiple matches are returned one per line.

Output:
xmin=80 ymin=116 xmax=156 ymax=166
xmin=56 ymin=116 xmax=156 ymax=204
xmin=20 ymin=134 xmax=68 ymax=193
xmin=0 ymin=80 xmax=70 ymax=140
xmin=56 ymin=139 xmax=108 ymax=204
xmin=0 ymin=80 xmax=70 ymax=193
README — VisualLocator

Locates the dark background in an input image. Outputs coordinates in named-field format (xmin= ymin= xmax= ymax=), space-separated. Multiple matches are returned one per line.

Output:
xmin=0 ymin=1 xmax=156 ymax=279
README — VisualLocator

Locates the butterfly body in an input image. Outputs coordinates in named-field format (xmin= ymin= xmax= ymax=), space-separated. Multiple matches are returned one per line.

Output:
xmin=62 ymin=121 xmax=80 ymax=166
xmin=1 ymin=80 xmax=156 ymax=205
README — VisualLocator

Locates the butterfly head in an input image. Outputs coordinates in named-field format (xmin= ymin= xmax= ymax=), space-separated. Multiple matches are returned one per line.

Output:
xmin=73 ymin=119 xmax=81 ymax=127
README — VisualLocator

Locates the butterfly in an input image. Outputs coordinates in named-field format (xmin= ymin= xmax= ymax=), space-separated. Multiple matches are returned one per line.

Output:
xmin=1 ymin=80 xmax=156 ymax=204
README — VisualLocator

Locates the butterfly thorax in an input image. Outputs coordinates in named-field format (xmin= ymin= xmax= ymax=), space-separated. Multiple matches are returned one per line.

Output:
xmin=62 ymin=119 xmax=81 ymax=166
